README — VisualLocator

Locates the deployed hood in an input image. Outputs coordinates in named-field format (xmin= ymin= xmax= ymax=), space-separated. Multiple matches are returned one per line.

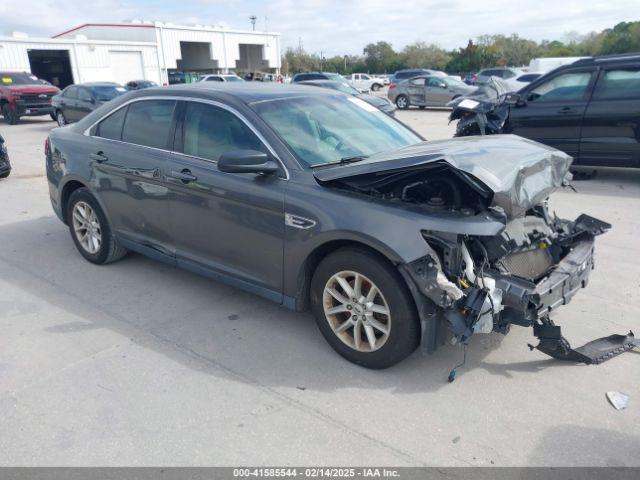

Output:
xmin=314 ymin=135 xmax=573 ymax=219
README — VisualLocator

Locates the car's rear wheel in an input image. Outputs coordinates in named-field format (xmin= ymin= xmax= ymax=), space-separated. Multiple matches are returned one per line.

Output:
xmin=310 ymin=248 xmax=420 ymax=369
xmin=395 ymin=95 xmax=409 ymax=110
xmin=56 ymin=110 xmax=67 ymax=126
xmin=2 ymin=104 xmax=19 ymax=125
xmin=371 ymin=83 xmax=382 ymax=92
xmin=66 ymin=187 xmax=127 ymax=264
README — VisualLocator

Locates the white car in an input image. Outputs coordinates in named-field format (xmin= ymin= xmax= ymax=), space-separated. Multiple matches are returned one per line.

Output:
xmin=199 ymin=74 xmax=244 ymax=83
xmin=504 ymin=72 xmax=544 ymax=92
xmin=347 ymin=73 xmax=385 ymax=92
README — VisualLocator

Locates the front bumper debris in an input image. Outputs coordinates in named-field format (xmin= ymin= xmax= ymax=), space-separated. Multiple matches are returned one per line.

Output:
xmin=530 ymin=325 xmax=639 ymax=364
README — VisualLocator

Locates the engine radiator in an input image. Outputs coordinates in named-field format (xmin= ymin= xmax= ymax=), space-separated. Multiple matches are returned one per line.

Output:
xmin=499 ymin=248 xmax=554 ymax=281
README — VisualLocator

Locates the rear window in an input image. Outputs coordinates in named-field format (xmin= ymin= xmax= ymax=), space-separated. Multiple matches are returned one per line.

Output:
xmin=121 ymin=100 xmax=176 ymax=150
xmin=91 ymin=85 xmax=126 ymax=102
xmin=95 ymin=106 xmax=128 ymax=141
xmin=593 ymin=69 xmax=640 ymax=100
xmin=1 ymin=72 xmax=48 ymax=85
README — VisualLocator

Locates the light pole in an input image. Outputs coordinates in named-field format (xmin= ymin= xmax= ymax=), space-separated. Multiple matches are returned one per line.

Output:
xmin=249 ymin=15 xmax=257 ymax=31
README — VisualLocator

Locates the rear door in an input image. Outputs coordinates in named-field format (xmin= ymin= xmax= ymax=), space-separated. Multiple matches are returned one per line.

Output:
xmin=425 ymin=77 xmax=449 ymax=106
xmin=507 ymin=69 xmax=595 ymax=158
xmin=76 ymin=87 xmax=96 ymax=121
xmin=89 ymin=99 xmax=178 ymax=256
xmin=61 ymin=86 xmax=79 ymax=122
xmin=165 ymin=100 xmax=286 ymax=299
xmin=406 ymin=77 xmax=426 ymax=105
xmin=579 ymin=65 xmax=640 ymax=167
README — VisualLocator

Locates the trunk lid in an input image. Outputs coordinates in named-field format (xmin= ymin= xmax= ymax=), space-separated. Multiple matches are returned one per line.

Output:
xmin=313 ymin=135 xmax=573 ymax=219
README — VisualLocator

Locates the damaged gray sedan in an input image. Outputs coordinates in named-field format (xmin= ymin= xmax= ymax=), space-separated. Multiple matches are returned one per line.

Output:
xmin=46 ymin=84 xmax=636 ymax=372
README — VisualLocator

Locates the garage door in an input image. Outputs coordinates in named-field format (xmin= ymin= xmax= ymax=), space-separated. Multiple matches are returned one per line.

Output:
xmin=109 ymin=51 xmax=144 ymax=85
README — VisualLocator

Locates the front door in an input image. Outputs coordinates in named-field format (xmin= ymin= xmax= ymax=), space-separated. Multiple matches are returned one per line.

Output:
xmin=165 ymin=100 xmax=285 ymax=300
xmin=580 ymin=66 xmax=640 ymax=167
xmin=507 ymin=69 xmax=595 ymax=158
xmin=89 ymin=99 xmax=177 ymax=256
xmin=76 ymin=87 xmax=96 ymax=122
xmin=425 ymin=77 xmax=450 ymax=106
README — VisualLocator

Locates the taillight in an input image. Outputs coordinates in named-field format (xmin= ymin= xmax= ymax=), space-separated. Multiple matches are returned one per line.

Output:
xmin=389 ymin=84 xmax=397 ymax=90
xmin=44 ymin=137 xmax=50 ymax=157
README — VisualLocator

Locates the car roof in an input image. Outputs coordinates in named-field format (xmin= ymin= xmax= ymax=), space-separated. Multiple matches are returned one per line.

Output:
xmin=75 ymin=82 xmax=121 ymax=87
xmin=130 ymin=82 xmax=342 ymax=104
xmin=572 ymin=52 xmax=640 ymax=66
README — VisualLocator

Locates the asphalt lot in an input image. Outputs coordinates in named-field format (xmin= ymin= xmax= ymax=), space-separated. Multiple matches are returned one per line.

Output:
xmin=1 ymin=107 xmax=639 ymax=466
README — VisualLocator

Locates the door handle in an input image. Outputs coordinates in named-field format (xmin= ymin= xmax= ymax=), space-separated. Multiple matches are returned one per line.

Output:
xmin=170 ymin=169 xmax=197 ymax=183
xmin=558 ymin=106 xmax=572 ymax=114
xmin=89 ymin=151 xmax=108 ymax=163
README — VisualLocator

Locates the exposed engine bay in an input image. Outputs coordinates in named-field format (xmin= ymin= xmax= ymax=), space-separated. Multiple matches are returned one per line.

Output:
xmin=315 ymin=137 xmax=638 ymax=378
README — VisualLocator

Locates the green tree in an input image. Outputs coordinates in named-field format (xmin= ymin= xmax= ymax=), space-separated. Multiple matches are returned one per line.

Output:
xmin=363 ymin=41 xmax=399 ymax=73
xmin=401 ymin=42 xmax=451 ymax=70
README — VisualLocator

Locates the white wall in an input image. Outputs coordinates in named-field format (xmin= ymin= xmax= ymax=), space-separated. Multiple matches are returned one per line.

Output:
xmin=0 ymin=37 xmax=161 ymax=85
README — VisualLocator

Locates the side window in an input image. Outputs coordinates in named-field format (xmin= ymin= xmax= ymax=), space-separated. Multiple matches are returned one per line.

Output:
xmin=427 ymin=78 xmax=444 ymax=87
xmin=122 ymin=100 xmax=176 ymax=149
xmin=527 ymin=72 xmax=593 ymax=102
xmin=361 ymin=74 xmax=370 ymax=80
xmin=95 ymin=106 xmax=128 ymax=140
xmin=64 ymin=86 xmax=78 ymax=98
xmin=410 ymin=78 xmax=426 ymax=86
xmin=295 ymin=74 xmax=309 ymax=82
xmin=182 ymin=102 xmax=263 ymax=161
xmin=206 ymin=76 xmax=223 ymax=82
xmin=78 ymin=87 xmax=93 ymax=102
xmin=593 ymin=68 xmax=640 ymax=100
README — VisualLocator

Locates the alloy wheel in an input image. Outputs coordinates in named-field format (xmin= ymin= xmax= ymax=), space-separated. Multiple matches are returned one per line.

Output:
xmin=322 ymin=270 xmax=391 ymax=352
xmin=57 ymin=111 xmax=66 ymax=126
xmin=72 ymin=201 xmax=102 ymax=254
xmin=396 ymin=96 xmax=408 ymax=109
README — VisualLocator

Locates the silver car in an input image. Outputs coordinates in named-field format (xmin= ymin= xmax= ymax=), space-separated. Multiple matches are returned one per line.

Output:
xmin=388 ymin=75 xmax=476 ymax=109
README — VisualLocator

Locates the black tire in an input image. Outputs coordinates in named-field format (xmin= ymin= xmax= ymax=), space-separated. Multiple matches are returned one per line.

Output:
xmin=371 ymin=83 xmax=382 ymax=92
xmin=2 ymin=104 xmax=19 ymax=125
xmin=56 ymin=110 xmax=67 ymax=126
xmin=50 ymin=113 xmax=57 ymax=121
xmin=395 ymin=95 xmax=409 ymax=110
xmin=0 ymin=171 xmax=9 ymax=179
xmin=310 ymin=247 xmax=420 ymax=369
xmin=418 ymin=105 xmax=426 ymax=110
xmin=66 ymin=187 xmax=127 ymax=264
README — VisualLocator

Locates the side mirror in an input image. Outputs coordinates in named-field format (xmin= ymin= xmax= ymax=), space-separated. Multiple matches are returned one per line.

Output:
xmin=440 ymin=83 xmax=447 ymax=89
xmin=218 ymin=150 xmax=279 ymax=175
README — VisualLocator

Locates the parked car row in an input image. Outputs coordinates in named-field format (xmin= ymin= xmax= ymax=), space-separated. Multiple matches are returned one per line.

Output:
xmin=0 ymin=72 xmax=159 ymax=125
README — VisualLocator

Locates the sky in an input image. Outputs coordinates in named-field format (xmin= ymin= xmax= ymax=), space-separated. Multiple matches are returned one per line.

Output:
xmin=1 ymin=0 xmax=636 ymax=56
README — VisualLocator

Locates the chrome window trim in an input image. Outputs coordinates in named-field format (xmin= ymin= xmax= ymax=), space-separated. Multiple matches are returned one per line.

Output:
xmin=83 ymin=95 xmax=290 ymax=180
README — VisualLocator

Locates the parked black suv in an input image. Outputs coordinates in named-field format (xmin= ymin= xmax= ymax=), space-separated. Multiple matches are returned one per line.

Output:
xmin=450 ymin=53 xmax=640 ymax=168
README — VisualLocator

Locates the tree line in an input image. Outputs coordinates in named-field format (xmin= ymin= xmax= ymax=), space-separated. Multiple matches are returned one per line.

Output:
xmin=281 ymin=21 xmax=640 ymax=76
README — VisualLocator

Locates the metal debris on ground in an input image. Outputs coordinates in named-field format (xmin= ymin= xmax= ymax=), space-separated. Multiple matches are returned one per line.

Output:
xmin=606 ymin=391 xmax=629 ymax=410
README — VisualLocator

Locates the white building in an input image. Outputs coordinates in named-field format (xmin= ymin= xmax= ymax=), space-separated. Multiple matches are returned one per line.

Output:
xmin=0 ymin=21 xmax=281 ymax=88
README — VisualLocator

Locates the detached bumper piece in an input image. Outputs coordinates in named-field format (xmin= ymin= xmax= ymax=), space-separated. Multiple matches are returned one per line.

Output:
xmin=530 ymin=324 xmax=639 ymax=364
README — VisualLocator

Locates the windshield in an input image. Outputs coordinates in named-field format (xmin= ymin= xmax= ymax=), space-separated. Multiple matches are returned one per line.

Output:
xmin=1 ymin=73 xmax=49 ymax=85
xmin=92 ymin=85 xmax=126 ymax=102
xmin=332 ymin=82 xmax=359 ymax=95
xmin=252 ymin=95 xmax=421 ymax=166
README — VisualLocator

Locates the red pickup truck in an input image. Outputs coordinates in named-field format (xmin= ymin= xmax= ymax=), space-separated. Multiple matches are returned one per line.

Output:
xmin=1 ymin=71 xmax=60 ymax=125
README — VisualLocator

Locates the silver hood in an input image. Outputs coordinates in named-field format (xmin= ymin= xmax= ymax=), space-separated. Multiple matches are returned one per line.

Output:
xmin=313 ymin=135 xmax=573 ymax=219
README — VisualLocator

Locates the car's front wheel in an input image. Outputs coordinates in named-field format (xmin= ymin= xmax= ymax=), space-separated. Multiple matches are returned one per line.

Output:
xmin=310 ymin=248 xmax=420 ymax=369
xmin=371 ymin=83 xmax=382 ymax=92
xmin=56 ymin=110 xmax=67 ymax=126
xmin=66 ymin=187 xmax=127 ymax=264
xmin=395 ymin=95 xmax=409 ymax=110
